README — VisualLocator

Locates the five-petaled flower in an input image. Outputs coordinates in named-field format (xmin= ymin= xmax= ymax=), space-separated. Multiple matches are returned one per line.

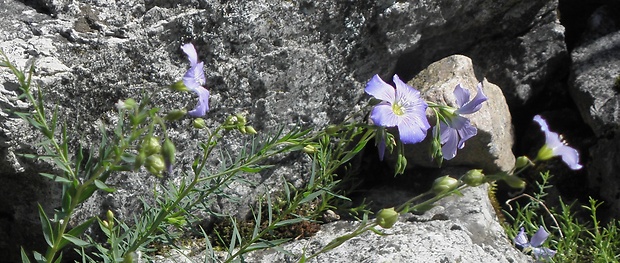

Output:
xmin=434 ymin=83 xmax=487 ymax=160
xmin=365 ymin=74 xmax=431 ymax=158
xmin=514 ymin=226 xmax=557 ymax=261
xmin=533 ymin=115 xmax=582 ymax=170
xmin=181 ymin=43 xmax=210 ymax=117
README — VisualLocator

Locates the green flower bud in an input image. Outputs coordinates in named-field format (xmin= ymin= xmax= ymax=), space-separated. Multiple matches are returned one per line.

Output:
xmin=303 ymin=145 xmax=317 ymax=154
xmin=325 ymin=125 xmax=341 ymax=135
xmin=106 ymin=210 xmax=115 ymax=228
xmin=245 ymin=126 xmax=257 ymax=135
xmin=115 ymin=98 xmax=137 ymax=110
xmin=432 ymin=176 xmax=459 ymax=195
xmin=503 ymin=175 xmax=526 ymax=189
xmin=142 ymin=136 xmax=161 ymax=156
xmin=238 ymin=125 xmax=247 ymax=134
xmin=161 ymin=139 xmax=176 ymax=173
xmin=235 ymin=113 xmax=247 ymax=126
xmin=462 ymin=169 xmax=485 ymax=187
xmin=193 ymin=118 xmax=206 ymax=129
xmin=515 ymin=156 xmax=532 ymax=169
xmin=170 ymin=80 xmax=190 ymax=92
xmin=224 ymin=115 xmax=237 ymax=126
xmin=145 ymin=154 xmax=165 ymax=176
xmin=164 ymin=109 xmax=187 ymax=121
xmin=376 ymin=207 xmax=399 ymax=229
xmin=123 ymin=252 xmax=137 ymax=263
xmin=536 ymin=145 xmax=554 ymax=162
xmin=134 ymin=151 xmax=146 ymax=170
xmin=395 ymin=154 xmax=407 ymax=175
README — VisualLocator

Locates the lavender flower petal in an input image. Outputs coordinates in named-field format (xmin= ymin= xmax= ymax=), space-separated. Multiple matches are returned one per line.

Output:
xmin=181 ymin=43 xmax=200 ymax=66
xmin=456 ymin=83 xmax=487 ymax=115
xmin=188 ymin=87 xmax=210 ymax=117
xmin=529 ymin=226 xmax=550 ymax=247
xmin=365 ymin=74 xmax=396 ymax=103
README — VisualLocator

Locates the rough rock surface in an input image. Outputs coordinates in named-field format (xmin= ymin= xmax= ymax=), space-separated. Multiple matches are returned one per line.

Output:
xmin=0 ymin=0 xmax=572 ymax=261
xmin=570 ymin=26 xmax=620 ymax=217
xmin=153 ymin=179 xmax=532 ymax=263
xmin=407 ymin=55 xmax=515 ymax=173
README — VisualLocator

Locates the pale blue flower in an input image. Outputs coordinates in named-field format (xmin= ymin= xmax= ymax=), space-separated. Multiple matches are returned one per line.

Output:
xmin=181 ymin=43 xmax=210 ymax=117
xmin=434 ymin=83 xmax=487 ymax=160
xmin=533 ymin=115 xmax=582 ymax=170
xmin=365 ymin=74 xmax=430 ymax=146
xmin=514 ymin=226 xmax=557 ymax=261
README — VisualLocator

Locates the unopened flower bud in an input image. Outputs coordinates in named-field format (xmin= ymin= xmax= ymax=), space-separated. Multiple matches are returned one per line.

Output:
xmin=325 ymin=125 xmax=340 ymax=135
xmin=161 ymin=139 xmax=176 ymax=174
xmin=106 ymin=210 xmax=115 ymax=228
xmin=503 ymin=175 xmax=526 ymax=189
xmin=303 ymin=145 xmax=317 ymax=154
xmin=142 ymin=137 xmax=161 ymax=156
xmin=224 ymin=115 xmax=237 ymax=126
xmin=536 ymin=145 xmax=554 ymax=162
xmin=193 ymin=118 xmax=206 ymax=129
xmin=115 ymin=98 xmax=137 ymax=110
xmin=245 ymin=126 xmax=257 ymax=135
xmin=515 ymin=156 xmax=532 ymax=169
xmin=432 ymin=176 xmax=459 ymax=195
xmin=376 ymin=207 xmax=399 ymax=229
xmin=134 ymin=151 xmax=146 ymax=170
xmin=238 ymin=126 xmax=247 ymax=134
xmin=235 ymin=113 xmax=247 ymax=126
xmin=165 ymin=109 xmax=187 ymax=121
xmin=102 ymin=220 xmax=109 ymax=229
xmin=123 ymin=252 xmax=137 ymax=263
xmin=170 ymin=80 xmax=190 ymax=92
xmin=145 ymin=154 xmax=165 ymax=176
xmin=462 ymin=169 xmax=485 ymax=187
xmin=395 ymin=154 xmax=407 ymax=175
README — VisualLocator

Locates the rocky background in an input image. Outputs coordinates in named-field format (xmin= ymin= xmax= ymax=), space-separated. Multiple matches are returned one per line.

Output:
xmin=1 ymin=0 xmax=619 ymax=262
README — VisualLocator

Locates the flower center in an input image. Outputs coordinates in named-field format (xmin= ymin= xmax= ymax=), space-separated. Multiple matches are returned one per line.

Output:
xmin=392 ymin=103 xmax=405 ymax=116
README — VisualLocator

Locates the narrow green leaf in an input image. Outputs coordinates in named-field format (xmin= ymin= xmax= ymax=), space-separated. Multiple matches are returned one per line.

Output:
xmin=39 ymin=173 xmax=72 ymax=184
xmin=32 ymin=251 xmax=45 ymax=263
xmin=240 ymin=165 xmax=273 ymax=173
xmin=299 ymin=190 xmax=324 ymax=204
xmin=20 ymin=247 xmax=32 ymax=263
xmin=37 ymin=204 xmax=54 ymax=248
xmin=244 ymin=238 xmax=290 ymax=252
xmin=61 ymin=190 xmax=72 ymax=214
xmin=62 ymin=234 xmax=90 ymax=247
xmin=273 ymin=218 xmax=306 ymax=227
xmin=252 ymin=204 xmax=262 ymax=239
xmin=94 ymin=180 xmax=115 ymax=193
xmin=62 ymin=217 xmax=95 ymax=248
xmin=52 ymin=253 xmax=63 ymax=263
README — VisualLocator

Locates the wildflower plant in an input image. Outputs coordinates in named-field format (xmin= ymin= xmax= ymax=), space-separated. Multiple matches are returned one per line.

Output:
xmin=2 ymin=42 xmax=586 ymax=263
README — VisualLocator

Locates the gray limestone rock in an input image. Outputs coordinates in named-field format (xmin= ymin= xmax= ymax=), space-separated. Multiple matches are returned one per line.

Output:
xmin=380 ymin=0 xmax=568 ymax=109
xmin=406 ymin=55 xmax=515 ymax=173
xmin=152 ymin=173 xmax=532 ymax=263
xmin=0 ymin=0 xmax=565 ymax=261
xmin=570 ymin=29 xmax=620 ymax=217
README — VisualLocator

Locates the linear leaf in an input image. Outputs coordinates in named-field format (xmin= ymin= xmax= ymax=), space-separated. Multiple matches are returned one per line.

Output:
xmin=37 ymin=204 xmax=54 ymax=248
xmin=62 ymin=234 xmax=90 ymax=247
xmin=244 ymin=238 xmax=290 ymax=252
xmin=39 ymin=173 xmax=72 ymax=184
xmin=94 ymin=180 xmax=115 ymax=193
xmin=299 ymin=190 xmax=324 ymax=204
xmin=273 ymin=218 xmax=306 ymax=227
xmin=20 ymin=247 xmax=32 ymax=263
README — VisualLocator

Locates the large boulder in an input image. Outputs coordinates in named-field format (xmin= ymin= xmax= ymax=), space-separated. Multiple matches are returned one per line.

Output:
xmin=0 ymin=0 xmax=565 ymax=261
xmin=407 ymin=55 xmax=515 ymax=173
xmin=570 ymin=23 xmax=620 ymax=217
